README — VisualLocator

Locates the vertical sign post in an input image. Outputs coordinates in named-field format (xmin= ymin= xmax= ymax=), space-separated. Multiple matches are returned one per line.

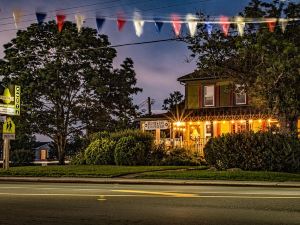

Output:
xmin=2 ymin=117 xmax=15 ymax=169
xmin=0 ymin=84 xmax=20 ymax=170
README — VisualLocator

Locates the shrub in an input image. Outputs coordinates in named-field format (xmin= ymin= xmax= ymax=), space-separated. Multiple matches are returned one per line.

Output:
xmin=70 ymin=151 xmax=86 ymax=165
xmin=89 ymin=131 xmax=110 ymax=142
xmin=148 ymin=144 xmax=167 ymax=166
xmin=204 ymin=131 xmax=300 ymax=172
xmin=84 ymin=138 xmax=115 ymax=165
xmin=112 ymin=130 xmax=154 ymax=165
xmin=163 ymin=147 xmax=201 ymax=166
xmin=11 ymin=149 xmax=34 ymax=166
xmin=114 ymin=136 xmax=147 ymax=165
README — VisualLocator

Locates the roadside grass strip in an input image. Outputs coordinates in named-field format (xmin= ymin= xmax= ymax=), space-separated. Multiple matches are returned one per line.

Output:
xmin=0 ymin=165 xmax=203 ymax=178
xmin=137 ymin=170 xmax=300 ymax=182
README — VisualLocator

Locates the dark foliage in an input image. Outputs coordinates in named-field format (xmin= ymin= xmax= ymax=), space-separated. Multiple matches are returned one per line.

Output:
xmin=204 ymin=132 xmax=300 ymax=172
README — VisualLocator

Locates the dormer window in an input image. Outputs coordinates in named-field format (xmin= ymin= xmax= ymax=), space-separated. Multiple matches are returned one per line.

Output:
xmin=235 ymin=85 xmax=246 ymax=105
xmin=204 ymin=85 xmax=214 ymax=107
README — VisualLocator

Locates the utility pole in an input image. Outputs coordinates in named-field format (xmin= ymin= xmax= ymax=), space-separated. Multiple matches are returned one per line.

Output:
xmin=3 ymin=137 xmax=10 ymax=169
xmin=147 ymin=97 xmax=152 ymax=116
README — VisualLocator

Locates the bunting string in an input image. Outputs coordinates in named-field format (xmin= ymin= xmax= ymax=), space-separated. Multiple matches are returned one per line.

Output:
xmin=0 ymin=6 xmax=299 ymax=37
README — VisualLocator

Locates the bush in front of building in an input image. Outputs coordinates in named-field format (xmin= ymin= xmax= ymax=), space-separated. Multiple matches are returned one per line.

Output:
xmin=149 ymin=145 xmax=202 ymax=166
xmin=114 ymin=136 xmax=148 ymax=165
xmin=111 ymin=129 xmax=154 ymax=155
xmin=204 ymin=131 xmax=300 ymax=172
xmin=163 ymin=147 xmax=202 ymax=166
xmin=84 ymin=138 xmax=116 ymax=165
xmin=11 ymin=149 xmax=34 ymax=166
xmin=71 ymin=130 xmax=154 ymax=165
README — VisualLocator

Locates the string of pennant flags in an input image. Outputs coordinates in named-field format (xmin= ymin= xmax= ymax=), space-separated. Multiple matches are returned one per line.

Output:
xmin=9 ymin=9 xmax=300 ymax=37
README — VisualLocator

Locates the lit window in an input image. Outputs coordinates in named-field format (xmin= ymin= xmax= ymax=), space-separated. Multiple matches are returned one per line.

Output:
xmin=235 ymin=85 xmax=246 ymax=105
xmin=204 ymin=85 xmax=214 ymax=106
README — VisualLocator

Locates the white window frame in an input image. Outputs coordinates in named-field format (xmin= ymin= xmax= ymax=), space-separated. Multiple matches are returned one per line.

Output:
xmin=204 ymin=85 xmax=215 ymax=107
xmin=235 ymin=85 xmax=247 ymax=105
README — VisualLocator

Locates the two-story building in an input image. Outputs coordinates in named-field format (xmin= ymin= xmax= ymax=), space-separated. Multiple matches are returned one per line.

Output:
xmin=139 ymin=71 xmax=299 ymax=155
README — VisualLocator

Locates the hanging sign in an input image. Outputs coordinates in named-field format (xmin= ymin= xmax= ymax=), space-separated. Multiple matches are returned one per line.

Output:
xmin=3 ymin=117 xmax=15 ymax=140
xmin=144 ymin=120 xmax=170 ymax=130
xmin=0 ymin=85 xmax=21 ymax=116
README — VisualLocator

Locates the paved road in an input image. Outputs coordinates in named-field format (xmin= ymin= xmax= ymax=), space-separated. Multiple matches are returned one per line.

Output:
xmin=0 ymin=182 xmax=299 ymax=225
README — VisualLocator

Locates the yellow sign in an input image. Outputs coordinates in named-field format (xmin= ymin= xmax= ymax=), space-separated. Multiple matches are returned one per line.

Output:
xmin=3 ymin=117 xmax=15 ymax=140
xmin=0 ymin=85 xmax=21 ymax=116
xmin=3 ymin=117 xmax=15 ymax=134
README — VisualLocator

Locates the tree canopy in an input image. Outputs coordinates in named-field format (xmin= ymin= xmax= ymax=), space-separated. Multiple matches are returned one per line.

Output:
xmin=162 ymin=91 xmax=184 ymax=111
xmin=185 ymin=0 xmax=300 ymax=134
xmin=0 ymin=21 xmax=141 ymax=164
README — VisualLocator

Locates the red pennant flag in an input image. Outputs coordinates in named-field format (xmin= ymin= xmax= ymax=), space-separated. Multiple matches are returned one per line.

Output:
xmin=220 ymin=16 xmax=230 ymax=36
xmin=171 ymin=14 xmax=181 ymax=36
xmin=117 ymin=15 xmax=126 ymax=31
xmin=56 ymin=14 xmax=66 ymax=32
xmin=267 ymin=18 xmax=276 ymax=32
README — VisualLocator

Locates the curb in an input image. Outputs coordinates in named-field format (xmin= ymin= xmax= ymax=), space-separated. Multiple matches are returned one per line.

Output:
xmin=0 ymin=177 xmax=299 ymax=188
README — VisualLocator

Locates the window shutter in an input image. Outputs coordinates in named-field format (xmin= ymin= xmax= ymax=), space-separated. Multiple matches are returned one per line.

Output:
xmin=198 ymin=85 xmax=202 ymax=108
xmin=215 ymin=85 xmax=220 ymax=107
xmin=229 ymin=89 xmax=234 ymax=106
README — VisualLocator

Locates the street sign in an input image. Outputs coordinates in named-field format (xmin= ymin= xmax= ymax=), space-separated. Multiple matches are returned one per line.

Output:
xmin=144 ymin=120 xmax=170 ymax=130
xmin=2 ymin=117 xmax=15 ymax=140
xmin=0 ymin=85 xmax=21 ymax=116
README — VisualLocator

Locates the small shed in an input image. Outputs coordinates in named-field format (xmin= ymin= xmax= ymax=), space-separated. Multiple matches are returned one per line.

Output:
xmin=33 ymin=142 xmax=51 ymax=161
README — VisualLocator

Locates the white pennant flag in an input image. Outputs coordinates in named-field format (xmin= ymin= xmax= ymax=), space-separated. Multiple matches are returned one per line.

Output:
xmin=186 ymin=14 xmax=197 ymax=37
xmin=75 ymin=14 xmax=85 ymax=32
xmin=280 ymin=18 xmax=288 ymax=33
xmin=133 ymin=11 xmax=144 ymax=37
xmin=235 ymin=16 xmax=245 ymax=36
xmin=13 ymin=9 xmax=22 ymax=28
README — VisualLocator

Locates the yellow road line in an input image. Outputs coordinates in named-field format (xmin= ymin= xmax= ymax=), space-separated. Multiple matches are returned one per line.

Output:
xmin=112 ymin=189 xmax=198 ymax=197
xmin=0 ymin=192 xmax=299 ymax=199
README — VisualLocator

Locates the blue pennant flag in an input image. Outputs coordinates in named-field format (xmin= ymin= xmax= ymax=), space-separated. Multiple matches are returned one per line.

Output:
xmin=36 ymin=12 xmax=47 ymax=24
xmin=205 ymin=22 xmax=213 ymax=36
xmin=154 ymin=18 xmax=164 ymax=33
xmin=96 ymin=18 xmax=105 ymax=32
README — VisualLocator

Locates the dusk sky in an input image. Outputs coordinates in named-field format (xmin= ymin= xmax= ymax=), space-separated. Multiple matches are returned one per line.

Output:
xmin=0 ymin=0 xmax=254 ymax=112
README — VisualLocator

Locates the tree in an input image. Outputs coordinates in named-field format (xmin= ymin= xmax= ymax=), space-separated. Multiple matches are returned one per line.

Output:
xmin=0 ymin=21 xmax=141 ymax=164
xmin=185 ymin=0 xmax=300 ymax=134
xmin=162 ymin=91 xmax=184 ymax=111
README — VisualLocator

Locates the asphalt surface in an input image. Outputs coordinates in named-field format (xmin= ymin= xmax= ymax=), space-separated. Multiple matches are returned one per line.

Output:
xmin=0 ymin=182 xmax=299 ymax=225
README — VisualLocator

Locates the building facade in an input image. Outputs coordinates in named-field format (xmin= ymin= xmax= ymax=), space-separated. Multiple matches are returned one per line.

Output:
xmin=140 ymin=72 xmax=300 ymax=155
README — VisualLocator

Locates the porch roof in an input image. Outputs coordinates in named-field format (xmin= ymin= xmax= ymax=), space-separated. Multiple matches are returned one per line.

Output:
xmin=184 ymin=106 xmax=274 ymax=121
xmin=137 ymin=106 xmax=274 ymax=122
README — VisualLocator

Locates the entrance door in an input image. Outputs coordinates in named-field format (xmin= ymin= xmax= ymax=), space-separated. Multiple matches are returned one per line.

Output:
xmin=204 ymin=123 xmax=212 ymax=138
xmin=40 ymin=149 xmax=47 ymax=160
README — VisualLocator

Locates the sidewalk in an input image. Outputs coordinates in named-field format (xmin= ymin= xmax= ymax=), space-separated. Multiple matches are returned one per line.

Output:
xmin=0 ymin=176 xmax=299 ymax=188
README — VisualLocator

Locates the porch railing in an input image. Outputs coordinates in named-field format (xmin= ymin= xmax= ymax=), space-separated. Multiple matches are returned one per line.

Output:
xmin=155 ymin=138 xmax=210 ymax=156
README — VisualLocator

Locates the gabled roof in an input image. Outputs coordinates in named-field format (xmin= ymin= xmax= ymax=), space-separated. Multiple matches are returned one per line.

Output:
xmin=33 ymin=142 xmax=51 ymax=149
xmin=177 ymin=70 xmax=227 ymax=83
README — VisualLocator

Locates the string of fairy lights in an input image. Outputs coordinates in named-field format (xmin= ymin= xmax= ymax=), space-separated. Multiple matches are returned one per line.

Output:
xmin=0 ymin=0 xmax=298 ymax=37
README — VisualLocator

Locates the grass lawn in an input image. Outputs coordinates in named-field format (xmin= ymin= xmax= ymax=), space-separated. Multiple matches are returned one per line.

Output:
xmin=0 ymin=165 xmax=199 ymax=178
xmin=137 ymin=169 xmax=300 ymax=182
xmin=0 ymin=165 xmax=299 ymax=182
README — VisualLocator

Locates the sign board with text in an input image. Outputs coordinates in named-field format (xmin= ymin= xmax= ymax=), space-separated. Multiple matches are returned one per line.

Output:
xmin=0 ymin=85 xmax=21 ymax=116
xmin=2 ymin=117 xmax=15 ymax=140
xmin=144 ymin=120 xmax=170 ymax=130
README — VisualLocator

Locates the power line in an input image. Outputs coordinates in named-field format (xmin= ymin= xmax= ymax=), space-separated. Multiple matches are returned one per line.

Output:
xmin=1 ymin=38 xmax=182 ymax=60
